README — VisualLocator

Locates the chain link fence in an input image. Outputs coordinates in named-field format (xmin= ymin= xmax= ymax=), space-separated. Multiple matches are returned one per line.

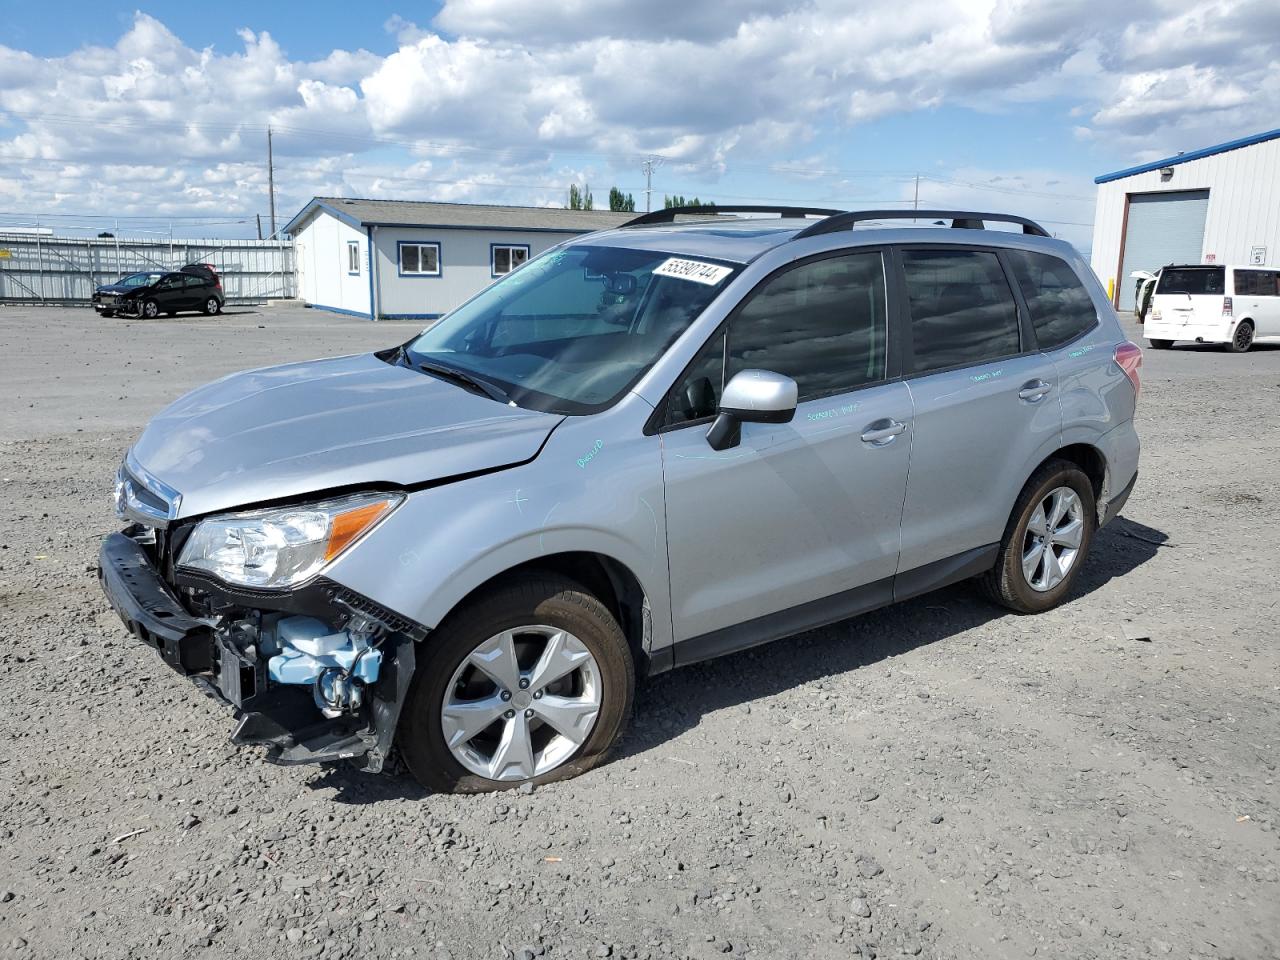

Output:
xmin=0 ymin=234 xmax=295 ymax=305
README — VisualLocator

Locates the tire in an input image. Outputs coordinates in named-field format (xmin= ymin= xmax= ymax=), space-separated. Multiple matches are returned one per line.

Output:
xmin=399 ymin=573 xmax=634 ymax=793
xmin=980 ymin=459 xmax=1096 ymax=614
xmin=1146 ymin=338 xmax=1173 ymax=349
xmin=1227 ymin=321 xmax=1254 ymax=353
xmin=141 ymin=299 xmax=160 ymax=319
xmin=204 ymin=297 xmax=222 ymax=316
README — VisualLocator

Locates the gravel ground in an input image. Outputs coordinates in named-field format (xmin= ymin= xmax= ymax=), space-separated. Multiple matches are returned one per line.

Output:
xmin=1 ymin=303 xmax=1278 ymax=960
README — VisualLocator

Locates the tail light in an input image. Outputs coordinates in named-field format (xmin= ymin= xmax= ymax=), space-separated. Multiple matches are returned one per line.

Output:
xmin=1114 ymin=341 xmax=1143 ymax=398
xmin=1222 ymin=296 xmax=1233 ymax=317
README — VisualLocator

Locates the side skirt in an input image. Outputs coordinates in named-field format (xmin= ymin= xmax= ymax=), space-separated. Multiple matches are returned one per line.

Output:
xmin=672 ymin=544 xmax=998 ymax=669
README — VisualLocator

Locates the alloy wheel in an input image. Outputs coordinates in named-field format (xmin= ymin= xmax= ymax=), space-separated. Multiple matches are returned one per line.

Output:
xmin=1234 ymin=323 xmax=1253 ymax=352
xmin=205 ymin=297 xmax=219 ymax=314
xmin=1021 ymin=486 xmax=1084 ymax=592
xmin=441 ymin=625 xmax=602 ymax=782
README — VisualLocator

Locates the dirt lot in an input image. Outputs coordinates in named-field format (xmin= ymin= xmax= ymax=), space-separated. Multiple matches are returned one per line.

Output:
xmin=1 ymin=303 xmax=1277 ymax=960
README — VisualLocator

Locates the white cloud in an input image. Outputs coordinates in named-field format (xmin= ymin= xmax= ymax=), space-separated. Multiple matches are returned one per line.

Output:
xmin=0 ymin=3 xmax=1274 ymax=233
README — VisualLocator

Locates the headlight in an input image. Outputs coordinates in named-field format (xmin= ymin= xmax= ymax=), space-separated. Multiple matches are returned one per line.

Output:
xmin=177 ymin=492 xmax=403 ymax=589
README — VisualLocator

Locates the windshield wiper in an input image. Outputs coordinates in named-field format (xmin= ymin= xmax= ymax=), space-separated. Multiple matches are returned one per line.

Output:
xmin=416 ymin=358 xmax=511 ymax=405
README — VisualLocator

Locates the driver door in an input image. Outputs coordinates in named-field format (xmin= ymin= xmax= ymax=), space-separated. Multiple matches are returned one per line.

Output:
xmin=658 ymin=250 xmax=913 ymax=656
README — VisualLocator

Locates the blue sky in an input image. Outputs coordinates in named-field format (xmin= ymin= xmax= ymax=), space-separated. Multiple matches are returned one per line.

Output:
xmin=1 ymin=1 xmax=1275 ymax=252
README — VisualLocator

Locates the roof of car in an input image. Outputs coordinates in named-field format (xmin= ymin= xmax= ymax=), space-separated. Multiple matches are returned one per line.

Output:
xmin=578 ymin=214 xmax=1076 ymax=265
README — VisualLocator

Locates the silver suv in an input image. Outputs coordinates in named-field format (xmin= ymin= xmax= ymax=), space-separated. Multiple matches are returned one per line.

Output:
xmin=100 ymin=207 xmax=1142 ymax=793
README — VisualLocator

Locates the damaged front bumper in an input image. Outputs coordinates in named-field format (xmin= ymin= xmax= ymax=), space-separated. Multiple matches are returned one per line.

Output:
xmin=98 ymin=530 xmax=418 ymax=773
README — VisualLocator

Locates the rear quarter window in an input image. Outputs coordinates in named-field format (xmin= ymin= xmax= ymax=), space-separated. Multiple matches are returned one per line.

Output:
xmin=1005 ymin=250 xmax=1098 ymax=351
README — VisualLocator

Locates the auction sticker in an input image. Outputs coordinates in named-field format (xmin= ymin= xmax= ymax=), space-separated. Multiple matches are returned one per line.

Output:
xmin=653 ymin=257 xmax=733 ymax=285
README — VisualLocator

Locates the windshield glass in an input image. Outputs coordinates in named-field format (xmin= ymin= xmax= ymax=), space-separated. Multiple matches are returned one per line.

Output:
xmin=117 ymin=273 xmax=164 ymax=288
xmin=403 ymin=245 xmax=738 ymax=414
xmin=1157 ymin=266 xmax=1224 ymax=296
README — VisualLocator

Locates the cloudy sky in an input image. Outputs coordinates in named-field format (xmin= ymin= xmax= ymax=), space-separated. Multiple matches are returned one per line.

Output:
xmin=0 ymin=0 xmax=1276 ymax=250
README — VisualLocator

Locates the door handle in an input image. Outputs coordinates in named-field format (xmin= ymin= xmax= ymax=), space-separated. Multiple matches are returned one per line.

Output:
xmin=860 ymin=418 xmax=907 ymax=445
xmin=1018 ymin=379 xmax=1052 ymax=403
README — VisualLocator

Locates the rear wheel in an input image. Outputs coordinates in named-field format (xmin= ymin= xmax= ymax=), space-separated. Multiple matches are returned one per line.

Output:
xmin=981 ymin=460 xmax=1096 ymax=614
xmin=1146 ymin=338 xmax=1173 ymax=349
xmin=203 ymin=297 xmax=221 ymax=316
xmin=1227 ymin=321 xmax=1254 ymax=353
xmin=399 ymin=574 xmax=634 ymax=793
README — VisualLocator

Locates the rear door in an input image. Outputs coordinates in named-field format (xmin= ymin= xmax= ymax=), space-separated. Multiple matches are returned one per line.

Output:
xmin=894 ymin=246 xmax=1062 ymax=578
xmin=660 ymin=249 xmax=913 ymax=647
xmin=183 ymin=274 xmax=210 ymax=310
xmin=1155 ymin=265 xmax=1226 ymax=328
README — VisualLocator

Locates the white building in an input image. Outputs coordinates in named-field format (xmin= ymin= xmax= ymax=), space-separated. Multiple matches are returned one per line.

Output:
xmin=1090 ymin=128 xmax=1280 ymax=311
xmin=285 ymin=198 xmax=631 ymax=320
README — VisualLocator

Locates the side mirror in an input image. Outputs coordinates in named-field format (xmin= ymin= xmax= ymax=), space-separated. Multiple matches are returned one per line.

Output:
xmin=706 ymin=369 xmax=798 ymax=451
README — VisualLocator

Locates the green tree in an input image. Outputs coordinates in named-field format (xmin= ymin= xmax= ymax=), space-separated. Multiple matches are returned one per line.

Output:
xmin=608 ymin=186 xmax=636 ymax=212
xmin=567 ymin=183 xmax=594 ymax=210
xmin=663 ymin=195 xmax=713 ymax=209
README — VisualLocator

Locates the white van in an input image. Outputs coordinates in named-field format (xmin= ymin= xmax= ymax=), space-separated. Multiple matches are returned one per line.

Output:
xmin=1146 ymin=264 xmax=1280 ymax=352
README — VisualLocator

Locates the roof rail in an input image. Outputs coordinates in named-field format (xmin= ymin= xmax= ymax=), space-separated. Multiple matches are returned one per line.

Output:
xmin=620 ymin=204 xmax=845 ymax=228
xmin=793 ymin=209 xmax=1051 ymax=239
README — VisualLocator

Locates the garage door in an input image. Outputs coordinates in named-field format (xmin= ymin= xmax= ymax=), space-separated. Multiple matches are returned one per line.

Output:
xmin=1117 ymin=190 xmax=1210 ymax=311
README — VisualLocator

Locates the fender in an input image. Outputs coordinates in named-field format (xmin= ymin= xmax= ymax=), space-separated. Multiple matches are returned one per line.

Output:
xmin=322 ymin=402 xmax=674 ymax=657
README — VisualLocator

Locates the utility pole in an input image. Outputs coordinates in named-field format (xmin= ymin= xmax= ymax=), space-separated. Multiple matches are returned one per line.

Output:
xmin=641 ymin=156 xmax=664 ymax=213
xmin=267 ymin=126 xmax=277 ymax=239
xmin=256 ymin=213 xmax=263 ymax=241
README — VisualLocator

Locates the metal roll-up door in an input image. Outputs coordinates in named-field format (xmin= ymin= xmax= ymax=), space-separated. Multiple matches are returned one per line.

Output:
xmin=1117 ymin=190 xmax=1210 ymax=310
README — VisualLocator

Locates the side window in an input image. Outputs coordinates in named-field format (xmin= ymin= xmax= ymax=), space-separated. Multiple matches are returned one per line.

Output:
xmin=157 ymin=275 xmax=181 ymax=290
xmin=902 ymin=249 xmax=1021 ymax=373
xmin=492 ymin=244 xmax=530 ymax=276
xmin=666 ymin=330 xmax=725 ymax=426
xmin=183 ymin=275 xmax=205 ymax=289
xmin=1235 ymin=270 xmax=1279 ymax=297
xmin=347 ymin=241 xmax=361 ymax=275
xmin=725 ymin=252 xmax=886 ymax=402
xmin=399 ymin=242 xmax=440 ymax=276
xmin=1005 ymin=249 xmax=1098 ymax=350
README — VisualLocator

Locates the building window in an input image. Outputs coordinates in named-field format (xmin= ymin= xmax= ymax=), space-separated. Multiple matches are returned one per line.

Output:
xmin=492 ymin=244 xmax=530 ymax=277
xmin=347 ymin=241 xmax=360 ymax=275
xmin=399 ymin=241 xmax=441 ymax=277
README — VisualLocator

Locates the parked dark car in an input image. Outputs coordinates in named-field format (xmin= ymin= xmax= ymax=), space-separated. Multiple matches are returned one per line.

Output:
xmin=93 ymin=264 xmax=224 ymax=318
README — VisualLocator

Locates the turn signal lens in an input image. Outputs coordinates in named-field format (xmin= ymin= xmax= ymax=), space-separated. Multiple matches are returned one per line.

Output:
xmin=325 ymin=499 xmax=397 ymax=561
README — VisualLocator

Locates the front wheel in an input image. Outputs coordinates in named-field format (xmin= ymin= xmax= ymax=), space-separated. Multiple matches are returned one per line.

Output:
xmin=141 ymin=299 xmax=160 ymax=319
xmin=1146 ymin=338 xmax=1173 ymax=349
xmin=398 ymin=574 xmax=634 ymax=793
xmin=1227 ymin=321 xmax=1254 ymax=353
xmin=980 ymin=460 xmax=1096 ymax=614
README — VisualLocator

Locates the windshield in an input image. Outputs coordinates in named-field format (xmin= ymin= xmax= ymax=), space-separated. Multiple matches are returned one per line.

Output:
xmin=402 ymin=245 xmax=738 ymax=414
xmin=1157 ymin=266 xmax=1224 ymax=296
xmin=117 ymin=273 xmax=164 ymax=288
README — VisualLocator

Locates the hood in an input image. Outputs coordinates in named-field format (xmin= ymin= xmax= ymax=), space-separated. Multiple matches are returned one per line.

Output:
xmin=130 ymin=352 xmax=564 ymax=518
xmin=97 ymin=283 xmax=146 ymax=295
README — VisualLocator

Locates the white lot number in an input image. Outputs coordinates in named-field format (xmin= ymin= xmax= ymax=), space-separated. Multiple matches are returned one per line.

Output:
xmin=653 ymin=257 xmax=733 ymax=286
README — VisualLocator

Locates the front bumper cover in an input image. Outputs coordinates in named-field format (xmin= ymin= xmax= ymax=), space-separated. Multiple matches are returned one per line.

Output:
xmin=98 ymin=531 xmax=417 ymax=772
